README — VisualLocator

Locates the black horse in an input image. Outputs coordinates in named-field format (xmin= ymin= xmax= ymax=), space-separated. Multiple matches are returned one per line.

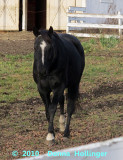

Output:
xmin=33 ymin=26 xmax=85 ymax=145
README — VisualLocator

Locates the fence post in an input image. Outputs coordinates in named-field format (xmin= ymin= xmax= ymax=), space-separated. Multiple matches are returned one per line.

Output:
xmin=22 ymin=0 xmax=28 ymax=31
xmin=66 ymin=9 xmax=69 ymax=33
xmin=118 ymin=11 xmax=122 ymax=37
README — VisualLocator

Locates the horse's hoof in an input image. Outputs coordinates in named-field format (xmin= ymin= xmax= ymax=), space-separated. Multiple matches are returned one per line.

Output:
xmin=45 ymin=139 xmax=55 ymax=146
xmin=63 ymin=137 xmax=69 ymax=142
xmin=59 ymin=123 xmax=65 ymax=132
xmin=46 ymin=133 xmax=55 ymax=146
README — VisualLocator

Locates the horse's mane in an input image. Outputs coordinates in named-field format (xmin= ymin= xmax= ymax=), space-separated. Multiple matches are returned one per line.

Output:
xmin=39 ymin=29 xmax=60 ymax=42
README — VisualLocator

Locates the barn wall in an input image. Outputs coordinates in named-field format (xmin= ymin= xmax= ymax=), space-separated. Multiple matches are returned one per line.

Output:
xmin=0 ymin=0 xmax=86 ymax=31
xmin=0 ymin=0 xmax=19 ymax=30
xmin=46 ymin=0 xmax=86 ymax=30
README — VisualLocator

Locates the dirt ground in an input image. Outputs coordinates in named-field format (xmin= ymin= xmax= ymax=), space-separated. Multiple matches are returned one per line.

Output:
xmin=0 ymin=31 xmax=34 ymax=55
xmin=0 ymin=31 xmax=123 ymax=160
xmin=0 ymin=81 xmax=123 ymax=160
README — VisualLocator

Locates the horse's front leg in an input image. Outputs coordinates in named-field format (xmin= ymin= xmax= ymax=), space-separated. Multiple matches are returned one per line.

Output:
xmin=46 ymin=94 xmax=59 ymax=145
xmin=39 ymin=92 xmax=51 ymax=122
xmin=46 ymin=84 xmax=65 ymax=145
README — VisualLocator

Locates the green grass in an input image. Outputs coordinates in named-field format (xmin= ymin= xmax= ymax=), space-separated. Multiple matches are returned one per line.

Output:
xmin=83 ymin=56 xmax=122 ymax=82
xmin=82 ymin=38 xmax=97 ymax=54
xmin=100 ymin=36 xmax=119 ymax=48
xmin=0 ymin=53 xmax=39 ymax=106
xmin=82 ymin=37 xmax=120 ymax=54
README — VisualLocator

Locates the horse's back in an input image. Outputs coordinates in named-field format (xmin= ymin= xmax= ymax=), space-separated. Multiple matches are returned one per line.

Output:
xmin=58 ymin=34 xmax=85 ymax=91
xmin=59 ymin=33 xmax=85 ymax=74
xmin=59 ymin=33 xmax=84 ymax=59
xmin=59 ymin=34 xmax=85 ymax=73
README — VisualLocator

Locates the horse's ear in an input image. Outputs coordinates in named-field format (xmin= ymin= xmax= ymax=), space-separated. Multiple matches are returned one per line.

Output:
xmin=33 ymin=27 xmax=40 ymax=37
xmin=48 ymin=26 xmax=53 ymax=38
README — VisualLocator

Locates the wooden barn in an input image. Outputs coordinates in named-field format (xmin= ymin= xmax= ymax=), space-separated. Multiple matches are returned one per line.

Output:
xmin=0 ymin=0 xmax=86 ymax=31
xmin=0 ymin=0 xmax=122 ymax=31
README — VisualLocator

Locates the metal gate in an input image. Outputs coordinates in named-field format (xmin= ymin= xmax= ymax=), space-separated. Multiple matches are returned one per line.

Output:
xmin=0 ymin=0 xmax=19 ymax=30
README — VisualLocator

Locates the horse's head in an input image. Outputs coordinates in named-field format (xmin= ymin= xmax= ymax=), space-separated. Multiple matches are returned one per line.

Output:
xmin=33 ymin=26 xmax=54 ymax=66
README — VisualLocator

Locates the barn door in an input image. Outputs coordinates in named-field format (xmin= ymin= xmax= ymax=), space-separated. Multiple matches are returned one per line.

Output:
xmin=46 ymin=0 xmax=86 ymax=30
xmin=0 ymin=0 xmax=19 ymax=30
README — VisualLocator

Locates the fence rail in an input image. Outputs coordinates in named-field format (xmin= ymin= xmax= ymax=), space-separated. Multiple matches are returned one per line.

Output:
xmin=67 ymin=7 xmax=123 ymax=38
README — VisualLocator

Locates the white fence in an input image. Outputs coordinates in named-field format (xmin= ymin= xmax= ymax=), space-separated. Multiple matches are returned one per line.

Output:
xmin=67 ymin=6 xmax=123 ymax=38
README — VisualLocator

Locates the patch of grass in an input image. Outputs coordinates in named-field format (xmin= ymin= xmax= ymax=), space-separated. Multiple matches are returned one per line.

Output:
xmin=0 ymin=53 xmax=39 ymax=106
xmin=82 ymin=37 xmax=120 ymax=54
xmin=82 ymin=38 xmax=97 ymax=54
xmin=82 ymin=55 xmax=122 ymax=85
xmin=100 ymin=36 xmax=119 ymax=48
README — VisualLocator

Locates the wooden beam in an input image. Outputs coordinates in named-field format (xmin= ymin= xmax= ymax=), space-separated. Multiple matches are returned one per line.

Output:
xmin=67 ymin=33 xmax=119 ymax=38
xmin=22 ymin=0 xmax=28 ymax=31
xmin=68 ymin=6 xmax=86 ymax=12
xmin=68 ymin=13 xmax=123 ymax=19
xmin=67 ymin=23 xmax=123 ymax=29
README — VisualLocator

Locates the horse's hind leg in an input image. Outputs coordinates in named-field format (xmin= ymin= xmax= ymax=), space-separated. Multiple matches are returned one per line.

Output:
xmin=63 ymin=86 xmax=78 ymax=139
xmin=63 ymin=98 xmax=75 ymax=139
xmin=59 ymin=95 xmax=65 ymax=132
